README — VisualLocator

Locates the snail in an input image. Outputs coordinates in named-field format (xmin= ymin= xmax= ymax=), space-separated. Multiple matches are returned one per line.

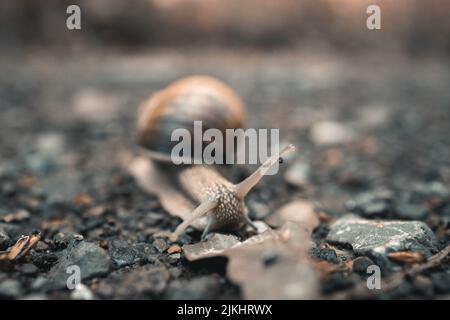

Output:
xmin=135 ymin=75 xmax=295 ymax=242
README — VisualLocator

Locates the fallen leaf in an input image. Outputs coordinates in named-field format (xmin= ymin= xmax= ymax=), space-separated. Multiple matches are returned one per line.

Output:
xmin=388 ymin=251 xmax=425 ymax=264
xmin=183 ymin=203 xmax=321 ymax=299
xmin=1 ymin=209 xmax=30 ymax=223
xmin=313 ymin=260 xmax=351 ymax=277
xmin=127 ymin=156 xmax=206 ymax=230
xmin=226 ymin=222 xmax=318 ymax=299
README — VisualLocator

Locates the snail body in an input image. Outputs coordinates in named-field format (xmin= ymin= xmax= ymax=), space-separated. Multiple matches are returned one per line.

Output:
xmin=136 ymin=76 xmax=294 ymax=242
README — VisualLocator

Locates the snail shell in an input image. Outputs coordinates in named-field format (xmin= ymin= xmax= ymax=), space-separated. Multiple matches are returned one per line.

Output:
xmin=137 ymin=75 xmax=246 ymax=163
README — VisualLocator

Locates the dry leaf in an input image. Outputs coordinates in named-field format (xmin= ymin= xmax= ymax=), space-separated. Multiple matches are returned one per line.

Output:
xmin=0 ymin=232 xmax=41 ymax=261
xmin=313 ymin=260 xmax=351 ymax=277
xmin=388 ymin=251 xmax=426 ymax=264
xmin=1 ymin=209 xmax=30 ymax=223
xmin=127 ymin=156 xmax=206 ymax=230
xmin=183 ymin=202 xmax=321 ymax=299
xmin=226 ymin=222 xmax=318 ymax=299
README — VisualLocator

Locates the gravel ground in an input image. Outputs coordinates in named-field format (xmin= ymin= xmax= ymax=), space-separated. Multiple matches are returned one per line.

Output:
xmin=0 ymin=48 xmax=449 ymax=299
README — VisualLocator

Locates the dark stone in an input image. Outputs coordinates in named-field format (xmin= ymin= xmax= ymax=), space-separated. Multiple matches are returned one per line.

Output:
xmin=396 ymin=203 xmax=427 ymax=220
xmin=115 ymin=265 xmax=170 ymax=298
xmin=18 ymin=263 xmax=39 ymax=276
xmin=167 ymin=275 xmax=222 ymax=300
xmin=95 ymin=282 xmax=114 ymax=299
xmin=431 ymin=271 xmax=450 ymax=294
xmin=0 ymin=280 xmax=23 ymax=298
xmin=412 ymin=275 xmax=434 ymax=297
xmin=45 ymin=238 xmax=111 ymax=289
xmin=322 ymin=273 xmax=358 ymax=294
xmin=0 ymin=227 xmax=11 ymax=250
xmin=167 ymin=253 xmax=181 ymax=265
xmin=30 ymin=251 xmax=59 ymax=271
xmin=1 ymin=182 xmax=16 ymax=197
xmin=109 ymin=240 xmax=152 ymax=268
xmin=35 ymin=241 xmax=49 ymax=251
xmin=346 ymin=189 xmax=393 ymax=217
xmin=152 ymin=238 xmax=169 ymax=253
xmin=248 ymin=200 xmax=270 ymax=220
xmin=0 ymin=223 xmax=19 ymax=250
xmin=352 ymin=256 xmax=375 ymax=274
xmin=310 ymin=248 xmax=338 ymax=263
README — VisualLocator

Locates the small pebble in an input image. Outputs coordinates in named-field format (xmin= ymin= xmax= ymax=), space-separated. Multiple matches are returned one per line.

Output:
xmin=167 ymin=245 xmax=181 ymax=254
xmin=0 ymin=279 xmax=23 ymax=298
xmin=352 ymin=256 xmax=375 ymax=274
xmin=18 ymin=263 xmax=39 ymax=276
xmin=74 ymin=234 xmax=84 ymax=241
xmin=153 ymin=238 xmax=169 ymax=253
xmin=168 ymin=253 xmax=181 ymax=263
xmin=70 ymin=283 xmax=94 ymax=300
xmin=35 ymin=241 xmax=49 ymax=251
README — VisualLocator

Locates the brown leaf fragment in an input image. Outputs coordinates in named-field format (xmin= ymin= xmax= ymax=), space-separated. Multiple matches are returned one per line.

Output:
xmin=313 ymin=260 xmax=351 ymax=277
xmin=0 ymin=232 xmax=41 ymax=261
xmin=388 ymin=251 xmax=425 ymax=264
xmin=226 ymin=222 xmax=318 ymax=299
xmin=1 ymin=209 xmax=30 ymax=223
xmin=127 ymin=156 xmax=205 ymax=230
xmin=167 ymin=245 xmax=182 ymax=254
xmin=183 ymin=203 xmax=321 ymax=299
xmin=73 ymin=194 xmax=94 ymax=206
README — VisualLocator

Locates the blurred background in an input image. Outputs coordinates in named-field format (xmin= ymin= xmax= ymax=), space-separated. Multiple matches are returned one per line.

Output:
xmin=0 ymin=0 xmax=449 ymax=209
xmin=1 ymin=0 xmax=450 ymax=53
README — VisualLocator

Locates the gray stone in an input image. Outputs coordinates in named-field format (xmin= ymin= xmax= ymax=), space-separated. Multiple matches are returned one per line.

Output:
xmin=0 ymin=227 xmax=10 ymax=250
xmin=31 ymin=276 xmax=48 ymax=291
xmin=115 ymin=265 xmax=170 ymax=298
xmin=346 ymin=189 xmax=393 ymax=217
xmin=167 ymin=253 xmax=181 ymax=264
xmin=310 ymin=120 xmax=356 ymax=146
xmin=152 ymin=238 xmax=169 ymax=253
xmin=284 ymin=161 xmax=310 ymax=188
xmin=396 ymin=203 xmax=427 ymax=220
xmin=0 ymin=279 xmax=23 ymax=298
xmin=109 ymin=240 xmax=151 ymax=267
xmin=167 ymin=275 xmax=222 ymax=300
xmin=352 ymin=256 xmax=375 ymax=274
xmin=18 ymin=263 xmax=39 ymax=276
xmin=247 ymin=200 xmax=270 ymax=220
xmin=46 ymin=239 xmax=111 ymax=289
xmin=326 ymin=214 xmax=437 ymax=267
xmin=0 ymin=223 xmax=19 ymax=250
